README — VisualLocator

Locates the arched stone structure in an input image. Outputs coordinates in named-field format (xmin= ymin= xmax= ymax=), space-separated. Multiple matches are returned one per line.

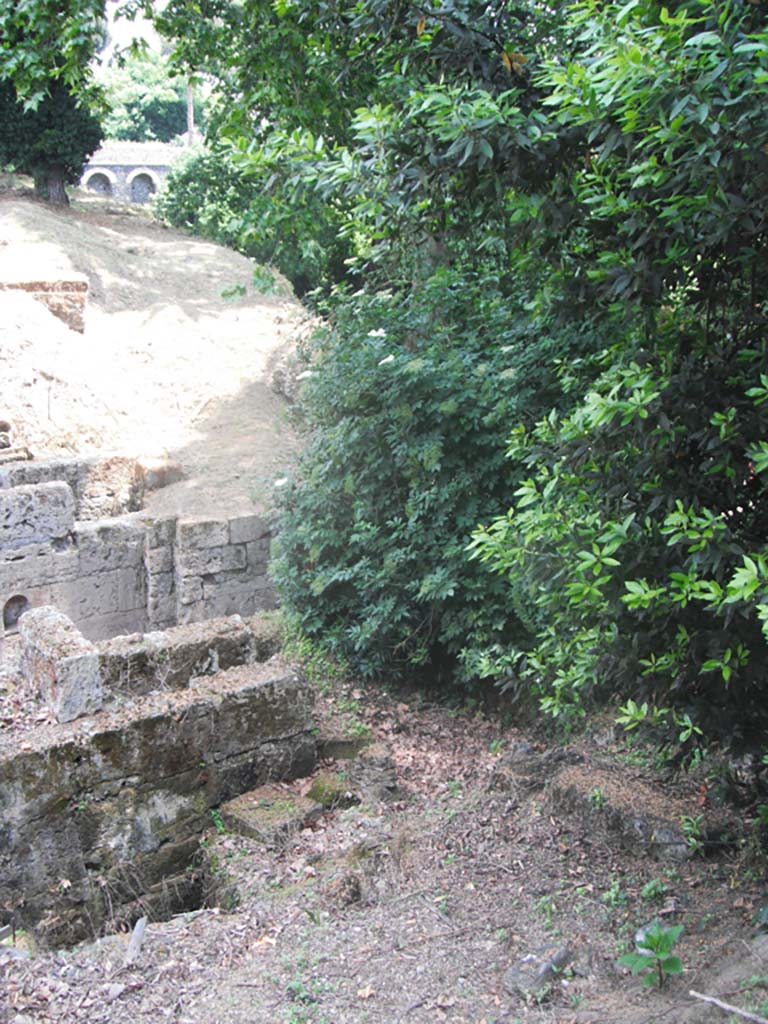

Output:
xmin=127 ymin=168 xmax=160 ymax=204
xmin=82 ymin=168 xmax=116 ymax=196
xmin=79 ymin=142 xmax=181 ymax=205
xmin=3 ymin=593 xmax=30 ymax=632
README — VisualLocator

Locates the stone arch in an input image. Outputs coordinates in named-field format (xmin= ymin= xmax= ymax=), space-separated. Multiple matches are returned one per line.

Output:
xmin=127 ymin=168 xmax=159 ymax=204
xmin=3 ymin=594 xmax=30 ymax=632
xmin=82 ymin=168 xmax=116 ymax=195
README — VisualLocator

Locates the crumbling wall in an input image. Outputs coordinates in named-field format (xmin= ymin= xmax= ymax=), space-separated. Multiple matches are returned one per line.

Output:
xmin=0 ymin=277 xmax=88 ymax=333
xmin=0 ymin=660 xmax=315 ymax=947
xmin=0 ymin=455 xmax=145 ymax=520
xmin=20 ymin=606 xmax=102 ymax=722
xmin=0 ymin=486 xmax=149 ymax=641
xmin=97 ymin=613 xmax=281 ymax=695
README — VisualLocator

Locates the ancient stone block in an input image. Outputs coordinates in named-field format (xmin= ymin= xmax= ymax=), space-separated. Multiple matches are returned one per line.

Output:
xmin=229 ymin=514 xmax=269 ymax=545
xmin=76 ymin=519 xmax=145 ymax=574
xmin=0 ymin=456 xmax=143 ymax=520
xmin=19 ymin=606 xmax=102 ymax=722
xmin=148 ymin=571 xmax=174 ymax=600
xmin=220 ymin=784 xmax=323 ymax=846
xmin=0 ymin=481 xmax=74 ymax=548
xmin=176 ymin=518 xmax=229 ymax=550
xmin=177 ymin=577 xmax=203 ymax=605
xmin=176 ymin=543 xmax=247 ymax=577
xmin=97 ymin=614 xmax=261 ymax=693
xmin=145 ymin=545 xmax=173 ymax=573
xmin=145 ymin=515 xmax=177 ymax=549
xmin=0 ymin=544 xmax=79 ymax=591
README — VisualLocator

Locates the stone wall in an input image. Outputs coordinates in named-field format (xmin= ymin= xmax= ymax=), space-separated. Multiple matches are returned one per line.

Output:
xmin=0 ymin=659 xmax=315 ymax=947
xmin=0 ymin=491 xmax=149 ymax=641
xmin=0 ymin=459 xmax=277 ymax=643
xmin=174 ymin=513 xmax=275 ymax=625
xmin=0 ymin=454 xmax=145 ymax=520
xmin=0 ymin=277 xmax=88 ymax=332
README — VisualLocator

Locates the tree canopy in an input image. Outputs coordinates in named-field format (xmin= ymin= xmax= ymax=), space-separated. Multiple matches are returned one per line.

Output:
xmin=101 ymin=50 xmax=204 ymax=142
xmin=10 ymin=0 xmax=766 ymax=751
xmin=151 ymin=0 xmax=768 ymax=752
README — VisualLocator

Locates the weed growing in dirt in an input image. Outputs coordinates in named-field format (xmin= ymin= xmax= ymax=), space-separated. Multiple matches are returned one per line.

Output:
xmin=589 ymin=787 xmax=607 ymax=810
xmin=681 ymin=814 xmax=704 ymax=856
xmin=602 ymin=879 xmax=627 ymax=909
xmin=536 ymin=894 xmax=557 ymax=930
xmin=641 ymin=877 xmax=668 ymax=902
xmin=617 ymin=922 xmax=683 ymax=989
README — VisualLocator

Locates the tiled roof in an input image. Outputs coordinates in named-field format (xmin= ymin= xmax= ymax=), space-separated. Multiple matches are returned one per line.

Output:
xmin=86 ymin=140 xmax=187 ymax=167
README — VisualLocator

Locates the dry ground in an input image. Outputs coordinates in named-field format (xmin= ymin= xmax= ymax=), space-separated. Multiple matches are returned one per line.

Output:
xmin=3 ymin=679 xmax=768 ymax=1024
xmin=0 ymin=188 xmax=305 ymax=517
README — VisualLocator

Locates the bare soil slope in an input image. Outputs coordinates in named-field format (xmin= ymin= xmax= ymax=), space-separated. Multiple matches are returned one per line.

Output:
xmin=0 ymin=191 xmax=305 ymax=517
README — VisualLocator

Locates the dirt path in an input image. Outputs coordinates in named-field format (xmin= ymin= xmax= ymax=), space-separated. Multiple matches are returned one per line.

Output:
xmin=0 ymin=191 xmax=305 ymax=517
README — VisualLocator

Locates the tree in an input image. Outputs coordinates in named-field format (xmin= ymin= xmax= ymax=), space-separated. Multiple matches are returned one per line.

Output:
xmin=0 ymin=0 xmax=107 ymax=105
xmin=0 ymin=79 xmax=102 ymax=203
xmin=469 ymin=0 xmax=768 ymax=747
xmin=0 ymin=0 xmax=113 ymax=203
xmin=101 ymin=50 xmax=204 ymax=142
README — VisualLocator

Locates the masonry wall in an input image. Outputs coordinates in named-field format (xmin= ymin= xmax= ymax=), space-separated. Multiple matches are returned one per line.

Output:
xmin=0 ymin=455 xmax=145 ymax=520
xmin=0 ymin=460 xmax=276 ymax=642
xmin=0 ymin=278 xmax=88 ymax=332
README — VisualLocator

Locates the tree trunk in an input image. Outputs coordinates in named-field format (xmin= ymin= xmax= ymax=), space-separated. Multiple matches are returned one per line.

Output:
xmin=39 ymin=167 xmax=69 ymax=205
xmin=186 ymin=81 xmax=195 ymax=145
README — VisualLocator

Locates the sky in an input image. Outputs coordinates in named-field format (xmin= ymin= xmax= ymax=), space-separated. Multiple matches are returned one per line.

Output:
xmin=98 ymin=1 xmax=163 ymax=69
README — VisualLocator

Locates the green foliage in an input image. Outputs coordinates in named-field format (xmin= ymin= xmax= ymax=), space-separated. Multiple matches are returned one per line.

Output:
xmin=617 ymin=922 xmax=684 ymax=989
xmin=0 ymin=0 xmax=107 ymax=105
xmin=0 ymin=78 xmax=102 ymax=202
xmin=101 ymin=51 xmax=203 ymax=142
xmin=272 ymin=267 xmax=598 ymax=682
xmin=152 ymin=0 xmax=768 ymax=742
xmin=155 ymin=144 xmax=349 ymax=296
xmin=680 ymin=814 xmax=705 ymax=856
xmin=467 ymin=1 xmax=768 ymax=745
xmin=640 ymin=878 xmax=668 ymax=903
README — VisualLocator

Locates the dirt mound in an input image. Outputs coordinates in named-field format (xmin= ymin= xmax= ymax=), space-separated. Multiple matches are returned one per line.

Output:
xmin=0 ymin=192 xmax=306 ymax=517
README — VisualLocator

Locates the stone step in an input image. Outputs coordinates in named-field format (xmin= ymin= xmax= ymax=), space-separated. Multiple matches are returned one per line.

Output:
xmin=220 ymin=784 xmax=324 ymax=847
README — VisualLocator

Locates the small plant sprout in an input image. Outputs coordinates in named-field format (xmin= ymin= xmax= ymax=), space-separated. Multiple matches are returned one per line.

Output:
xmin=601 ymin=878 xmax=627 ymax=909
xmin=210 ymin=808 xmax=227 ymax=835
xmin=618 ymin=922 xmax=684 ymax=988
xmin=589 ymin=787 xmax=607 ymax=810
xmin=681 ymin=814 xmax=704 ymax=856
xmin=641 ymin=877 xmax=668 ymax=902
xmin=616 ymin=699 xmax=669 ymax=732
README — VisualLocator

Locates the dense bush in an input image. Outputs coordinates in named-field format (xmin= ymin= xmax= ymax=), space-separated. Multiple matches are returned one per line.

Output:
xmin=470 ymin=341 xmax=768 ymax=745
xmin=155 ymin=144 xmax=350 ymax=296
xmin=154 ymin=0 xmax=768 ymax=747
xmin=272 ymin=267 xmax=601 ymax=682
xmin=468 ymin=0 xmax=768 ymax=747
